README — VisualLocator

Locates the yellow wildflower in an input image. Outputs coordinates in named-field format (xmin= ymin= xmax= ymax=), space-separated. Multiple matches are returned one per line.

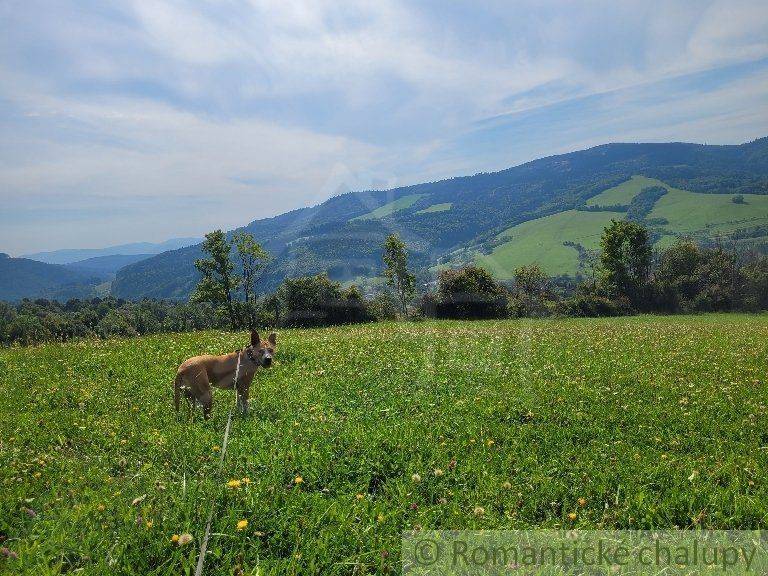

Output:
xmin=236 ymin=519 xmax=248 ymax=530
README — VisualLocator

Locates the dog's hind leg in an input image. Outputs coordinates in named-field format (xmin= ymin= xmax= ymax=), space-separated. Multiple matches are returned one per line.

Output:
xmin=200 ymin=390 xmax=213 ymax=420
xmin=173 ymin=372 xmax=184 ymax=412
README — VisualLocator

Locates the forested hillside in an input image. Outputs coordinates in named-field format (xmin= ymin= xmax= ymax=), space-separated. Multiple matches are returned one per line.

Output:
xmin=102 ymin=136 xmax=768 ymax=300
xmin=0 ymin=254 xmax=107 ymax=301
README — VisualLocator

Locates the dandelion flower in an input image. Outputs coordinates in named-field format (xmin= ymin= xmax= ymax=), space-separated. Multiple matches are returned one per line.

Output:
xmin=212 ymin=445 xmax=221 ymax=452
xmin=568 ymin=512 xmax=577 ymax=521
xmin=294 ymin=476 xmax=303 ymax=485
xmin=227 ymin=479 xmax=242 ymax=489
xmin=502 ymin=481 xmax=512 ymax=490
xmin=473 ymin=506 xmax=485 ymax=517
xmin=486 ymin=439 xmax=495 ymax=447
xmin=177 ymin=533 xmax=193 ymax=546
xmin=578 ymin=498 xmax=587 ymax=507
xmin=97 ymin=504 xmax=105 ymax=511
xmin=236 ymin=519 xmax=248 ymax=531
xmin=145 ymin=520 xmax=153 ymax=529
xmin=411 ymin=473 xmax=421 ymax=483
xmin=355 ymin=493 xmax=364 ymax=500
xmin=433 ymin=469 xmax=444 ymax=477
xmin=171 ymin=534 xmax=179 ymax=543
xmin=241 ymin=477 xmax=251 ymax=485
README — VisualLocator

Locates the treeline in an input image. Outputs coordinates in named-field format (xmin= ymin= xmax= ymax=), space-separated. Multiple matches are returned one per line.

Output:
xmin=418 ymin=221 xmax=768 ymax=319
xmin=0 ymin=299 xmax=230 ymax=346
xmin=3 ymin=221 xmax=768 ymax=345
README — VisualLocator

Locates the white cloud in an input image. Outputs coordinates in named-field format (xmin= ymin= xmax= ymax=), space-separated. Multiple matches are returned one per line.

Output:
xmin=1 ymin=0 xmax=767 ymax=253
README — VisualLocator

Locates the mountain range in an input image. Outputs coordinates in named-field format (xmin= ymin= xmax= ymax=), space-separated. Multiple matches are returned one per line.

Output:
xmin=22 ymin=237 xmax=201 ymax=265
xmin=0 ymin=238 xmax=200 ymax=302
xmin=3 ymin=137 xmax=767 ymax=302
xmin=112 ymin=136 xmax=768 ymax=300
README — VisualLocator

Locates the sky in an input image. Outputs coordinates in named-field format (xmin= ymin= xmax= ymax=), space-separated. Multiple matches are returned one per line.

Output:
xmin=1 ymin=0 xmax=768 ymax=255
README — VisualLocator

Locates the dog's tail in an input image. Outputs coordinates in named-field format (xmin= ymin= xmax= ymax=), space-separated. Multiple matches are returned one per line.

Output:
xmin=173 ymin=372 xmax=184 ymax=412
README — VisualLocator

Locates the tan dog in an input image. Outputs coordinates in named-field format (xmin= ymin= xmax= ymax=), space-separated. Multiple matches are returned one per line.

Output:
xmin=173 ymin=330 xmax=276 ymax=419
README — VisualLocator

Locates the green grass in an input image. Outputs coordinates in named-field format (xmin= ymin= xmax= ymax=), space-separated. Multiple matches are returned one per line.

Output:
xmin=476 ymin=209 xmax=622 ymax=277
xmin=475 ymin=176 xmax=768 ymax=278
xmin=3 ymin=316 xmax=767 ymax=574
xmin=586 ymin=176 xmax=660 ymax=206
xmin=351 ymin=194 xmax=425 ymax=221
xmin=649 ymin=187 xmax=768 ymax=236
xmin=588 ymin=175 xmax=768 ymax=238
xmin=415 ymin=202 xmax=452 ymax=215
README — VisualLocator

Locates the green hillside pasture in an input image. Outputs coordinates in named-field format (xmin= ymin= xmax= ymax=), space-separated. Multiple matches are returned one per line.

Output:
xmin=476 ymin=209 xmax=622 ymax=277
xmin=351 ymin=194 xmax=425 ymax=221
xmin=2 ymin=317 xmax=768 ymax=574
xmin=589 ymin=175 xmax=768 ymax=239
xmin=586 ymin=175 xmax=662 ymax=206
xmin=415 ymin=202 xmax=452 ymax=214
xmin=649 ymin=187 xmax=768 ymax=237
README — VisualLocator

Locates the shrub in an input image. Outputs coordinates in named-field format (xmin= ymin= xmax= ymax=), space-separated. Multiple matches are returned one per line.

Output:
xmin=426 ymin=266 xmax=508 ymax=319
xmin=97 ymin=310 xmax=138 ymax=338
xmin=7 ymin=314 xmax=51 ymax=345
xmin=367 ymin=292 xmax=400 ymax=321
xmin=276 ymin=275 xmax=373 ymax=327
xmin=564 ymin=292 xmax=632 ymax=317
xmin=508 ymin=264 xmax=557 ymax=317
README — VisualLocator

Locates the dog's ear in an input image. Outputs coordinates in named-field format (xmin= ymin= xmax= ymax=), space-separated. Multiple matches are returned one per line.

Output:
xmin=268 ymin=332 xmax=277 ymax=346
xmin=250 ymin=330 xmax=260 ymax=347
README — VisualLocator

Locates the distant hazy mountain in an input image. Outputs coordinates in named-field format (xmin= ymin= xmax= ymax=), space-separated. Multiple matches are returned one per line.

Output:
xmin=0 ymin=253 xmax=108 ymax=302
xmin=22 ymin=237 xmax=201 ymax=265
xmin=113 ymin=136 xmax=768 ymax=301
xmin=64 ymin=253 xmax=155 ymax=276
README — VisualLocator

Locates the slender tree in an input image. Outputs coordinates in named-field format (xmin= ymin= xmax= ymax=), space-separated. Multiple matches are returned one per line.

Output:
xmin=233 ymin=231 xmax=269 ymax=304
xmin=382 ymin=233 xmax=416 ymax=315
xmin=192 ymin=230 xmax=240 ymax=328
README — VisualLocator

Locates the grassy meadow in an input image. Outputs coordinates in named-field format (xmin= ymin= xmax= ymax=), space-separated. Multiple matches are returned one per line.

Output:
xmin=476 ymin=175 xmax=768 ymax=276
xmin=2 ymin=315 xmax=768 ymax=574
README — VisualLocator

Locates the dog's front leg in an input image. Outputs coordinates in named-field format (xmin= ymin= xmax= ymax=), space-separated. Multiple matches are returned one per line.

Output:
xmin=237 ymin=381 xmax=250 ymax=416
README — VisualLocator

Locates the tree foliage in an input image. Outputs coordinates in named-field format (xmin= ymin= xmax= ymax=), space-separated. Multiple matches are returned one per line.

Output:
xmin=382 ymin=234 xmax=416 ymax=315
xmin=192 ymin=230 xmax=240 ymax=328
xmin=600 ymin=220 xmax=652 ymax=306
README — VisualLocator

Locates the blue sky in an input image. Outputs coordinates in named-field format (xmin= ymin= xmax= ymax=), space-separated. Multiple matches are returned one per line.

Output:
xmin=1 ymin=0 xmax=768 ymax=254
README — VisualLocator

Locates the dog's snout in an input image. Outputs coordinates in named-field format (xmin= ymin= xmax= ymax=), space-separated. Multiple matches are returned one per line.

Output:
xmin=262 ymin=356 xmax=272 ymax=367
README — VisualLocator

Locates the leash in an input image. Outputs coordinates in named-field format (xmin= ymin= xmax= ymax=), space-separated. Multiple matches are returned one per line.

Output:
xmin=194 ymin=350 xmax=242 ymax=576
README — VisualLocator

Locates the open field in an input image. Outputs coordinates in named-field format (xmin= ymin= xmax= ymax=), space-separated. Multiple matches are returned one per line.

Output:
xmin=475 ymin=175 xmax=768 ymax=277
xmin=415 ymin=202 xmax=452 ymax=215
xmin=585 ymin=175 xmax=660 ymax=206
xmin=476 ymin=209 xmax=622 ymax=276
xmin=351 ymin=195 xmax=425 ymax=221
xmin=2 ymin=316 xmax=768 ymax=574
